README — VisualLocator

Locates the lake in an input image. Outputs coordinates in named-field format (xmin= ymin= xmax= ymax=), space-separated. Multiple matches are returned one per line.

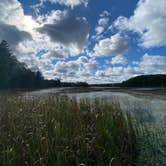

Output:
xmin=24 ymin=87 xmax=166 ymax=123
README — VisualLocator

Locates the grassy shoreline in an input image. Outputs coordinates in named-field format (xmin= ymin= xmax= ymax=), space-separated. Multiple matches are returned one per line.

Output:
xmin=0 ymin=95 xmax=166 ymax=165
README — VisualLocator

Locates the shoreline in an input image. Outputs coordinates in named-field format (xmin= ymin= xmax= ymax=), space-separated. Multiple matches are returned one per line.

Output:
xmin=1 ymin=87 xmax=166 ymax=100
xmin=57 ymin=87 xmax=166 ymax=95
xmin=57 ymin=87 xmax=166 ymax=100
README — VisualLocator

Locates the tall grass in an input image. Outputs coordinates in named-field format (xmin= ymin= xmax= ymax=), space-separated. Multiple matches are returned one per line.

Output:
xmin=0 ymin=95 xmax=165 ymax=165
xmin=134 ymin=123 xmax=166 ymax=166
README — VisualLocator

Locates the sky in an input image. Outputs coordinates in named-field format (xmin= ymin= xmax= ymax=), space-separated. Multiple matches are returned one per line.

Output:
xmin=0 ymin=0 xmax=166 ymax=83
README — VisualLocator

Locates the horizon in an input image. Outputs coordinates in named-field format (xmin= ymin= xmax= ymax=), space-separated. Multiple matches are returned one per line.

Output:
xmin=0 ymin=0 xmax=166 ymax=84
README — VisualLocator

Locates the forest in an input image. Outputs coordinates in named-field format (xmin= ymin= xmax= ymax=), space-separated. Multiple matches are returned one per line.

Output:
xmin=120 ymin=74 xmax=166 ymax=87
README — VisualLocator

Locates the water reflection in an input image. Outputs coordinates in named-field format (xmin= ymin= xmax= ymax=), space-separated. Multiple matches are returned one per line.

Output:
xmin=26 ymin=88 xmax=166 ymax=123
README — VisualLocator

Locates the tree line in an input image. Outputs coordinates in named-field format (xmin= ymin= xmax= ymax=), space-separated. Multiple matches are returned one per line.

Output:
xmin=90 ymin=75 xmax=166 ymax=88
xmin=120 ymin=74 xmax=166 ymax=87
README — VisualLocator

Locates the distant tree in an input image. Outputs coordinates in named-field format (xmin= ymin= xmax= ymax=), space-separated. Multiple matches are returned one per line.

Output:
xmin=120 ymin=75 xmax=166 ymax=87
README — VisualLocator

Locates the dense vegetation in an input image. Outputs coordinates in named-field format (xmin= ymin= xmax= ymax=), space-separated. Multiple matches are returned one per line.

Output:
xmin=120 ymin=75 xmax=166 ymax=87
xmin=89 ymin=75 xmax=166 ymax=88
xmin=0 ymin=41 xmax=89 ymax=89
xmin=0 ymin=95 xmax=165 ymax=165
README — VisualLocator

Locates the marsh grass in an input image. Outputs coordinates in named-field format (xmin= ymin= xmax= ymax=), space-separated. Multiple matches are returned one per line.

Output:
xmin=134 ymin=123 xmax=166 ymax=166
xmin=0 ymin=95 xmax=165 ymax=166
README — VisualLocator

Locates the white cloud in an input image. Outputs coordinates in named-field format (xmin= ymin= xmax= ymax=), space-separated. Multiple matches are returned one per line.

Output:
xmin=0 ymin=0 xmax=23 ymax=25
xmin=0 ymin=0 xmax=40 ymax=32
xmin=0 ymin=0 xmax=39 ymax=49
xmin=0 ymin=0 xmax=43 ymax=53
xmin=79 ymin=70 xmax=91 ymax=77
xmin=25 ymin=52 xmax=165 ymax=83
xmin=105 ymin=67 xmax=124 ymax=76
xmin=77 ymin=56 xmax=89 ymax=64
xmin=92 ymin=33 xmax=128 ymax=57
xmin=95 ymin=66 xmax=140 ymax=83
xmin=55 ymin=61 xmax=79 ymax=75
xmin=49 ymin=0 xmax=88 ymax=8
xmin=95 ymin=26 xmax=104 ymax=35
xmin=100 ymin=10 xmax=110 ymax=17
xmin=114 ymin=0 xmax=166 ymax=48
xmin=47 ymin=60 xmax=81 ymax=80
xmin=84 ymin=58 xmax=98 ymax=70
xmin=98 ymin=18 xmax=109 ymax=27
xmin=139 ymin=54 xmax=166 ymax=74
xmin=44 ymin=57 xmax=98 ymax=81
xmin=32 ymin=0 xmax=88 ymax=12
xmin=42 ymin=49 xmax=69 ymax=59
xmin=111 ymin=55 xmax=127 ymax=65
xmin=92 ymin=10 xmax=110 ymax=41
xmin=95 ymin=54 xmax=166 ymax=83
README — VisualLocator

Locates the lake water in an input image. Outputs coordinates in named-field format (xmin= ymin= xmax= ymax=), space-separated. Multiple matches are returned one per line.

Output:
xmin=24 ymin=87 xmax=166 ymax=123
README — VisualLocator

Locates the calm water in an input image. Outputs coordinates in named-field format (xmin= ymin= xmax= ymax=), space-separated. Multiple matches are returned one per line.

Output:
xmin=25 ymin=87 xmax=166 ymax=123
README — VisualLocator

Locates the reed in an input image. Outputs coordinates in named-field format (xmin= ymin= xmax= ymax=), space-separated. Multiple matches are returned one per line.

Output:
xmin=0 ymin=95 xmax=165 ymax=165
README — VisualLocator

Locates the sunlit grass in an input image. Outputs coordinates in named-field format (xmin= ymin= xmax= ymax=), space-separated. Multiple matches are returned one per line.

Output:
xmin=0 ymin=95 xmax=165 ymax=165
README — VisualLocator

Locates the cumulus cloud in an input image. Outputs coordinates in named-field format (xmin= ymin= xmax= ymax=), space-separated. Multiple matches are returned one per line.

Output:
xmin=111 ymin=55 xmax=127 ymax=65
xmin=42 ymin=56 xmax=98 ymax=81
xmin=0 ymin=0 xmax=35 ymax=48
xmin=100 ymin=10 xmax=110 ymax=17
xmin=92 ymin=33 xmax=128 ymax=57
xmin=79 ymin=70 xmax=91 ymax=77
xmin=42 ymin=49 xmax=69 ymax=59
xmin=0 ymin=0 xmax=39 ymax=32
xmin=55 ymin=61 xmax=72 ymax=74
xmin=92 ymin=10 xmax=110 ymax=40
xmin=33 ymin=0 xmax=88 ymax=11
xmin=54 ymin=57 xmax=96 ymax=76
xmin=48 ymin=0 xmax=88 ymax=8
xmin=0 ymin=0 xmax=23 ymax=23
xmin=114 ymin=0 xmax=166 ymax=48
xmin=0 ymin=0 xmax=41 ymax=55
xmin=98 ymin=18 xmax=109 ymax=27
xmin=139 ymin=54 xmax=166 ymax=74
xmin=95 ymin=54 xmax=166 ymax=83
xmin=53 ymin=60 xmax=80 ymax=78
xmin=95 ymin=26 xmax=104 ymax=36
xmin=77 ymin=56 xmax=89 ymax=64
xmin=37 ymin=11 xmax=89 ymax=55
xmin=95 ymin=66 xmax=141 ymax=83
xmin=84 ymin=58 xmax=98 ymax=70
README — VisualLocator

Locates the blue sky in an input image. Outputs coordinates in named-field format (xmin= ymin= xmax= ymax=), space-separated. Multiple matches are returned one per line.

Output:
xmin=0 ymin=0 xmax=166 ymax=83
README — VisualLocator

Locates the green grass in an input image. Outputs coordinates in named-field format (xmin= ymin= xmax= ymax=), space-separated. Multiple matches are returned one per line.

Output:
xmin=0 ymin=95 xmax=165 ymax=166
xmin=134 ymin=123 xmax=166 ymax=166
